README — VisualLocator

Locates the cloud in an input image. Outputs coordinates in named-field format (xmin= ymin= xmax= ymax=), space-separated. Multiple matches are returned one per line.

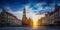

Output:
xmin=27 ymin=12 xmax=45 ymax=21
xmin=0 ymin=0 xmax=60 ymax=21
xmin=25 ymin=5 xmax=45 ymax=21
xmin=8 ymin=10 xmax=23 ymax=20
xmin=4 ymin=7 xmax=23 ymax=20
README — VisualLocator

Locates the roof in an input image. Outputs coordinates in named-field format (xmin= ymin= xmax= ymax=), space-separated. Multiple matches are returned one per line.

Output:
xmin=50 ymin=4 xmax=60 ymax=16
xmin=1 ymin=9 xmax=18 ymax=19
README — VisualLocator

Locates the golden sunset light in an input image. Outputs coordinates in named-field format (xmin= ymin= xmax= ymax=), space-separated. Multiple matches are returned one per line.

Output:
xmin=33 ymin=21 xmax=38 ymax=27
xmin=32 ymin=14 xmax=45 ymax=27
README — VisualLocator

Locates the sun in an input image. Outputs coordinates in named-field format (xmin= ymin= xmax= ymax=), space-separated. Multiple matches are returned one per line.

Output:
xmin=33 ymin=22 xmax=37 ymax=26
xmin=33 ymin=21 xmax=38 ymax=27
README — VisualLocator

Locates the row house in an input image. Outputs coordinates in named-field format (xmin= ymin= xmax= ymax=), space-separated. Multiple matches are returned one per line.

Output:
xmin=53 ymin=4 xmax=60 ymax=25
xmin=45 ymin=4 xmax=60 ymax=25
xmin=0 ymin=9 xmax=22 ymax=26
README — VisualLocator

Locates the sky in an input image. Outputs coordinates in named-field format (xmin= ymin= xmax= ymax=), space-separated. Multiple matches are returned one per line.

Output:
xmin=0 ymin=0 xmax=60 ymax=21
